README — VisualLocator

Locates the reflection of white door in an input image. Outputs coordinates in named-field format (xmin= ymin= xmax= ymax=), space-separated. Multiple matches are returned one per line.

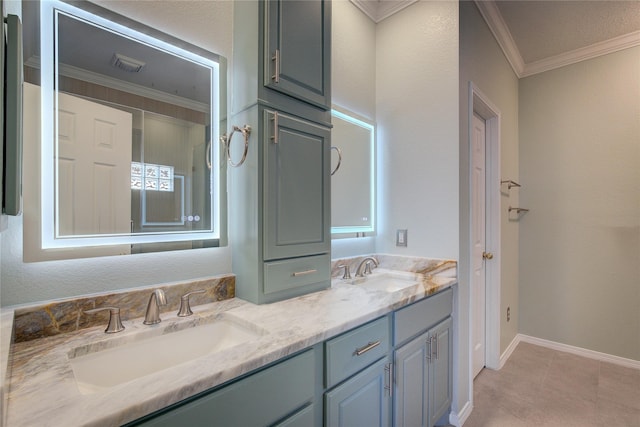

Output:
xmin=57 ymin=93 xmax=132 ymax=237
xmin=471 ymin=113 xmax=487 ymax=378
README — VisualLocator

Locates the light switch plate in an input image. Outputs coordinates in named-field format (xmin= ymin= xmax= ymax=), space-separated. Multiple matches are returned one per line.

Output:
xmin=396 ymin=229 xmax=407 ymax=247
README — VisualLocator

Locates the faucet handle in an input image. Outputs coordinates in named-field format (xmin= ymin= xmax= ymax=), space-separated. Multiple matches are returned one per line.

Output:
xmin=337 ymin=264 xmax=352 ymax=280
xmin=177 ymin=289 xmax=206 ymax=317
xmin=84 ymin=307 xmax=125 ymax=333
xmin=364 ymin=261 xmax=375 ymax=275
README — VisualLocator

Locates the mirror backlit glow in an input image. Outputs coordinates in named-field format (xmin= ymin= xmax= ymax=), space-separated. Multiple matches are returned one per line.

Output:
xmin=40 ymin=1 xmax=222 ymax=250
xmin=331 ymin=109 xmax=375 ymax=235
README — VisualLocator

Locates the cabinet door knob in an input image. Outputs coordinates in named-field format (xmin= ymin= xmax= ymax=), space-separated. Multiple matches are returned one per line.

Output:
xmin=482 ymin=252 xmax=494 ymax=260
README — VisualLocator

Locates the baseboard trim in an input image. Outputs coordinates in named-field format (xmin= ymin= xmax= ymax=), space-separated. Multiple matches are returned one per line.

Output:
xmin=449 ymin=400 xmax=473 ymax=427
xmin=498 ymin=334 xmax=521 ymax=369
xmin=518 ymin=334 xmax=640 ymax=370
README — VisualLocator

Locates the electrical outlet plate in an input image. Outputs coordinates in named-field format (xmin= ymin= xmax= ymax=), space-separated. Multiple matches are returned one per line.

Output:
xmin=396 ymin=229 xmax=407 ymax=247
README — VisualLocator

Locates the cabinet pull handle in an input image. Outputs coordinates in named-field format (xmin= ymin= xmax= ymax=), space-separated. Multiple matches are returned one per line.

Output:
xmin=330 ymin=146 xmax=343 ymax=176
xmin=384 ymin=363 xmax=393 ymax=397
xmin=292 ymin=269 xmax=317 ymax=277
xmin=271 ymin=49 xmax=280 ymax=83
xmin=354 ymin=340 xmax=381 ymax=356
xmin=427 ymin=336 xmax=433 ymax=362
xmin=270 ymin=111 xmax=279 ymax=144
xmin=433 ymin=333 xmax=439 ymax=361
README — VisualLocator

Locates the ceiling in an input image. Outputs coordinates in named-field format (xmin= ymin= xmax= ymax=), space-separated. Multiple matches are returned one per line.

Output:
xmin=351 ymin=0 xmax=640 ymax=77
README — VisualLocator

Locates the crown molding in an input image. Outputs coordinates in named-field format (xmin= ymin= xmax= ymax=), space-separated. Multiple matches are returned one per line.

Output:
xmin=350 ymin=0 xmax=417 ymax=24
xmin=474 ymin=0 xmax=640 ymax=78
xmin=521 ymin=30 xmax=640 ymax=77
xmin=474 ymin=0 xmax=525 ymax=77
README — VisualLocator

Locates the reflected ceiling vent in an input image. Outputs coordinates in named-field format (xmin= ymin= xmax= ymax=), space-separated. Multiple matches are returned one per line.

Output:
xmin=111 ymin=53 xmax=146 ymax=73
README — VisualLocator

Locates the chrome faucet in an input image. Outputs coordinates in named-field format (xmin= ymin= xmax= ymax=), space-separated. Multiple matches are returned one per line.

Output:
xmin=143 ymin=289 xmax=167 ymax=325
xmin=355 ymin=256 xmax=379 ymax=277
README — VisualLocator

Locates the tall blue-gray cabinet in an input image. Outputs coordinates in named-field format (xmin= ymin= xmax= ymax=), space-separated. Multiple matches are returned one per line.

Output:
xmin=393 ymin=289 xmax=453 ymax=427
xmin=231 ymin=0 xmax=332 ymax=304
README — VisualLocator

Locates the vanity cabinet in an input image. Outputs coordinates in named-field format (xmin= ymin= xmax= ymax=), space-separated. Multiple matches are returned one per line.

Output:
xmin=128 ymin=347 xmax=322 ymax=427
xmin=393 ymin=289 xmax=453 ymax=427
xmin=231 ymin=0 xmax=332 ymax=304
xmin=127 ymin=288 xmax=454 ymax=427
xmin=324 ymin=315 xmax=393 ymax=427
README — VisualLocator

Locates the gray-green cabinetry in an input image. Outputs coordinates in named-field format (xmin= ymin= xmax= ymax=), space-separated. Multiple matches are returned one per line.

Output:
xmin=263 ymin=0 xmax=331 ymax=109
xmin=129 ymin=347 xmax=322 ymax=427
xmin=324 ymin=315 xmax=393 ymax=427
xmin=393 ymin=289 xmax=453 ymax=427
xmin=231 ymin=0 xmax=332 ymax=304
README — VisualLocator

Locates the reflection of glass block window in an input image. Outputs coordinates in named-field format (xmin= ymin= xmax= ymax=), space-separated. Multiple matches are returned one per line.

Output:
xmin=145 ymin=178 xmax=158 ymax=190
xmin=131 ymin=176 xmax=142 ymax=190
xmin=131 ymin=162 xmax=174 ymax=192
xmin=131 ymin=162 xmax=143 ymax=176
xmin=145 ymin=164 xmax=159 ymax=178
xmin=159 ymin=179 xmax=173 ymax=192
xmin=159 ymin=166 xmax=173 ymax=180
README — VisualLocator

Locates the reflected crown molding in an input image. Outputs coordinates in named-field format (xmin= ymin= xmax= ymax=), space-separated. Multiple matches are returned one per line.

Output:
xmin=25 ymin=56 xmax=209 ymax=113
xmin=350 ymin=0 xmax=417 ymax=23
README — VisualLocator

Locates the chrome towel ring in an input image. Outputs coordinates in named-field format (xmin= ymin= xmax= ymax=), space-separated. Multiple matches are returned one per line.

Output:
xmin=222 ymin=125 xmax=252 ymax=168
xmin=331 ymin=146 xmax=342 ymax=176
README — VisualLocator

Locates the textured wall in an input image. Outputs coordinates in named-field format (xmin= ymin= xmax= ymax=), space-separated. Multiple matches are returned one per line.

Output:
xmin=519 ymin=47 xmax=640 ymax=361
xmin=459 ymin=2 xmax=521 ymax=356
xmin=375 ymin=1 xmax=459 ymax=259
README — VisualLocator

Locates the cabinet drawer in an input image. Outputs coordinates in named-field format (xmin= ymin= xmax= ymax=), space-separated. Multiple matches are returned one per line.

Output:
xmin=264 ymin=254 xmax=330 ymax=295
xmin=394 ymin=288 xmax=453 ymax=346
xmin=325 ymin=315 xmax=391 ymax=388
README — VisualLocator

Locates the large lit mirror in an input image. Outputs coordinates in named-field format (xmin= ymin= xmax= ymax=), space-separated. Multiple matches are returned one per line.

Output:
xmin=331 ymin=108 xmax=375 ymax=236
xmin=30 ymin=0 xmax=225 ymax=255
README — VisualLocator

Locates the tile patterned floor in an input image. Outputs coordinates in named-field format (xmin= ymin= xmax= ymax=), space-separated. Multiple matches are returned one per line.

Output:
xmin=465 ymin=342 xmax=640 ymax=427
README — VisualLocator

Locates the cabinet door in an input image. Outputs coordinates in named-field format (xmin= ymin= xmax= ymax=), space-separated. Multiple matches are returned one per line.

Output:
xmin=263 ymin=109 xmax=330 ymax=260
xmin=394 ymin=332 xmax=429 ymax=427
xmin=325 ymin=357 xmax=392 ymax=427
xmin=429 ymin=317 xmax=453 ymax=427
xmin=264 ymin=0 xmax=331 ymax=109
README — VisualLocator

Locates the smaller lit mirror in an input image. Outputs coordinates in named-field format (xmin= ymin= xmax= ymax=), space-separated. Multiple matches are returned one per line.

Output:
xmin=36 ymin=1 xmax=225 ymax=252
xmin=331 ymin=109 xmax=375 ymax=236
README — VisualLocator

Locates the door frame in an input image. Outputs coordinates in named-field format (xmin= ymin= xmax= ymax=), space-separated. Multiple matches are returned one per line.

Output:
xmin=468 ymin=82 xmax=501 ymax=372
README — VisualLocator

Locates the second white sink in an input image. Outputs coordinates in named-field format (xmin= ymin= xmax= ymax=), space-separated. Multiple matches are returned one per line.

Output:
xmin=351 ymin=269 xmax=423 ymax=293
xmin=69 ymin=315 xmax=266 ymax=394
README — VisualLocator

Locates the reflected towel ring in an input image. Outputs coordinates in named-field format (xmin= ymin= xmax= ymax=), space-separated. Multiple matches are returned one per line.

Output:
xmin=331 ymin=146 xmax=342 ymax=176
xmin=224 ymin=125 xmax=251 ymax=167
xmin=206 ymin=140 xmax=212 ymax=170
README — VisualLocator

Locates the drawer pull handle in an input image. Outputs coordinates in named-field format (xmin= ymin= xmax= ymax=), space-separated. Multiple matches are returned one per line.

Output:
xmin=292 ymin=269 xmax=318 ymax=277
xmin=354 ymin=340 xmax=381 ymax=356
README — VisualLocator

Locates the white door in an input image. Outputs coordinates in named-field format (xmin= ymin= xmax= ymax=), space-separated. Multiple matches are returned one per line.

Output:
xmin=57 ymin=93 xmax=132 ymax=237
xmin=471 ymin=113 xmax=487 ymax=378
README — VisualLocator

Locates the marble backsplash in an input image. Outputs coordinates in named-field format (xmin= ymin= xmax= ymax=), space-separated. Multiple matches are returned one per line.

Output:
xmin=12 ymin=275 xmax=235 ymax=343
xmin=331 ymin=253 xmax=457 ymax=278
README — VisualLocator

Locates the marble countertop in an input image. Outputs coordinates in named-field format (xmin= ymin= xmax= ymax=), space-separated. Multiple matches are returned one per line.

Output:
xmin=3 ymin=269 xmax=456 ymax=427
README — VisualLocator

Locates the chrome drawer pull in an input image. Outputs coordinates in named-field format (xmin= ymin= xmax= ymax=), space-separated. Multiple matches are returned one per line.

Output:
xmin=384 ymin=363 xmax=393 ymax=397
xmin=292 ymin=269 xmax=318 ymax=277
xmin=354 ymin=340 xmax=381 ymax=356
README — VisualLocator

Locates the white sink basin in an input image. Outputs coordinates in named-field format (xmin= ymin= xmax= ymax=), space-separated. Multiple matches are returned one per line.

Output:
xmin=351 ymin=270 xmax=423 ymax=293
xmin=69 ymin=316 xmax=266 ymax=394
